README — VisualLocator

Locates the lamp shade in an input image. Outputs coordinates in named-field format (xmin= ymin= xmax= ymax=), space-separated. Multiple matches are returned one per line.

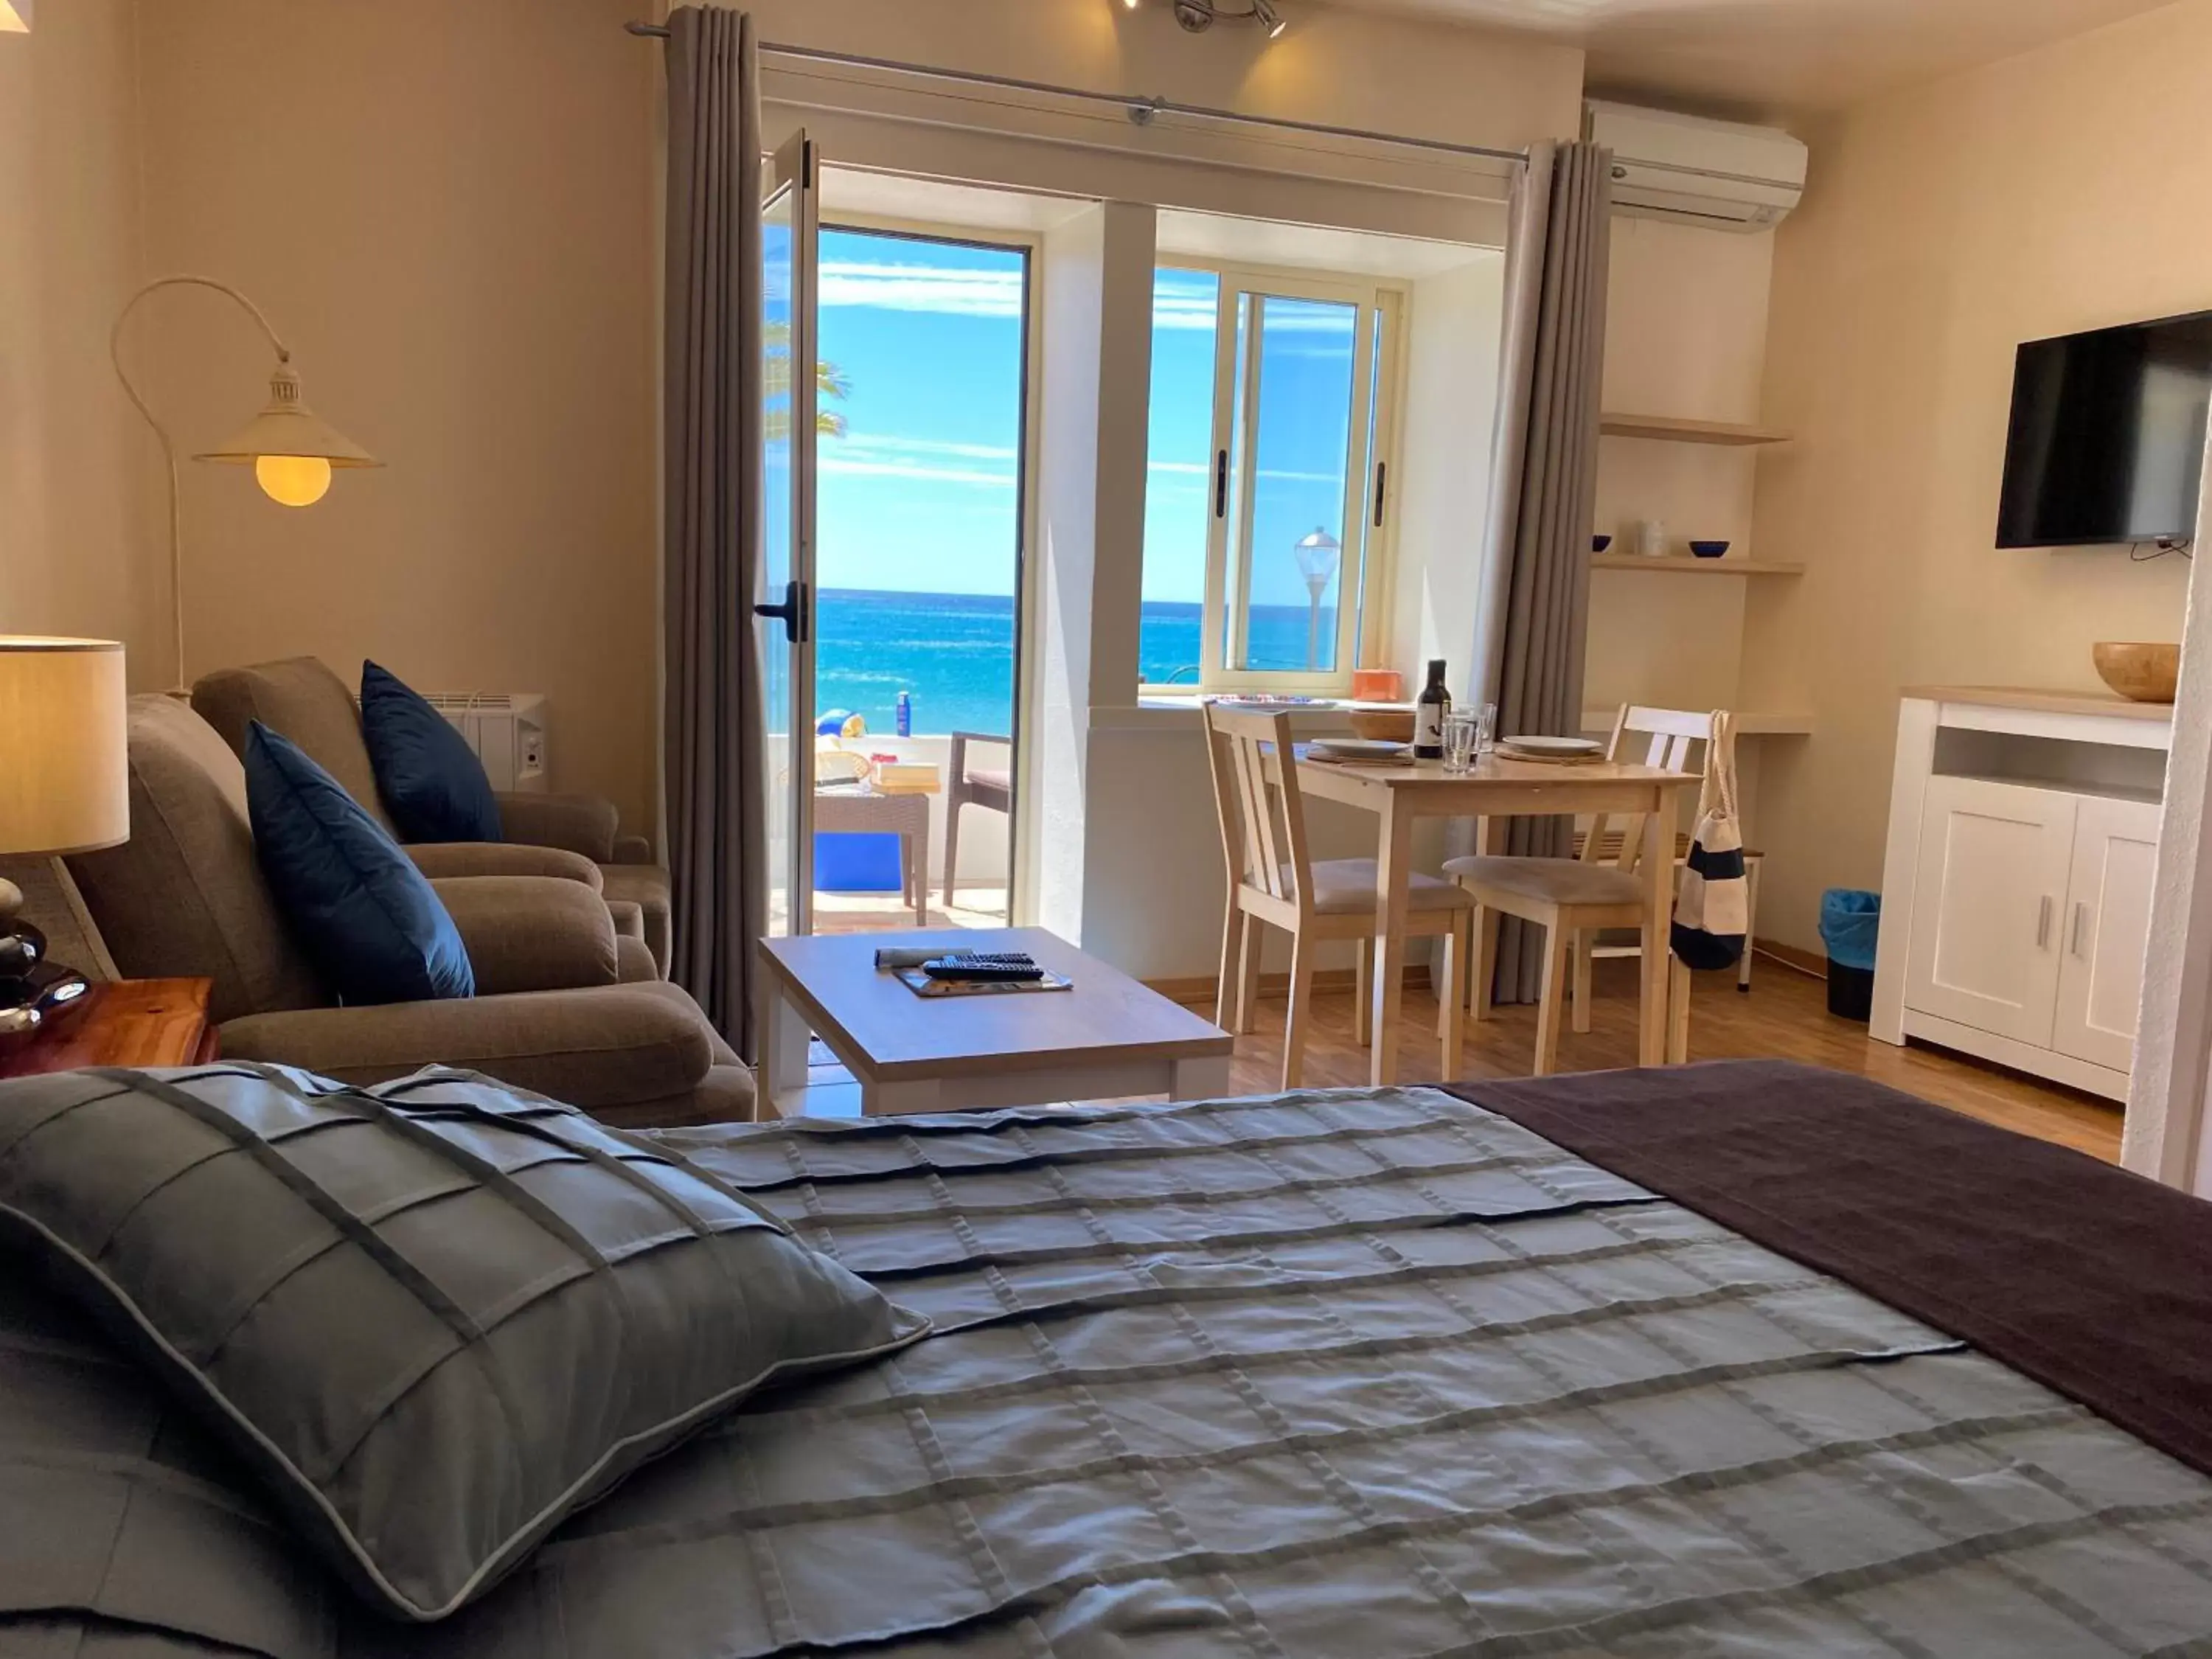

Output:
xmin=0 ymin=639 xmax=129 ymax=856
xmin=0 ymin=1 xmax=30 ymax=34
xmin=193 ymin=364 xmax=380 ymax=481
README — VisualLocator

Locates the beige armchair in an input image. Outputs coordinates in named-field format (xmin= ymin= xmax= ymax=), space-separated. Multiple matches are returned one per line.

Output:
xmin=192 ymin=658 xmax=672 ymax=973
xmin=66 ymin=696 xmax=751 ymax=1127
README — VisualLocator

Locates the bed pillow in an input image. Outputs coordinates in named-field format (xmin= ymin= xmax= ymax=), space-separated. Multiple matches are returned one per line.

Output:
xmin=0 ymin=1063 xmax=931 ymax=1622
xmin=245 ymin=719 xmax=476 ymax=1004
xmin=359 ymin=660 xmax=504 ymax=844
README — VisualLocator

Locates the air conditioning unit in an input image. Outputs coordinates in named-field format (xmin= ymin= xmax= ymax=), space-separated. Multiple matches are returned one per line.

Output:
xmin=416 ymin=692 xmax=549 ymax=793
xmin=1583 ymin=101 xmax=1807 ymax=232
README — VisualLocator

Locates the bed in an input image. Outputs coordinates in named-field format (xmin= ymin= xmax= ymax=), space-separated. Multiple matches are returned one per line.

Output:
xmin=8 ymin=1059 xmax=2212 ymax=1656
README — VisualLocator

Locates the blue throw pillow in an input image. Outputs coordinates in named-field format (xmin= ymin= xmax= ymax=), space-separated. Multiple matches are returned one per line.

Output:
xmin=245 ymin=722 xmax=475 ymax=1004
xmin=358 ymin=660 xmax=503 ymax=844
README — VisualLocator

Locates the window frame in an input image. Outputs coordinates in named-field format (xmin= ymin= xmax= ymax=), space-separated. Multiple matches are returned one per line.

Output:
xmin=1142 ymin=257 xmax=1408 ymax=699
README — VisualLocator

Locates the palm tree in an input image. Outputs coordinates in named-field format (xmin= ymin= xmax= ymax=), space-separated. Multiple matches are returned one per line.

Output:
xmin=765 ymin=320 xmax=849 ymax=439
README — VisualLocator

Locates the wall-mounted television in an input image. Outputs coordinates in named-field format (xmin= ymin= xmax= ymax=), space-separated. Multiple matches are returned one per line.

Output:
xmin=1996 ymin=310 xmax=2212 ymax=548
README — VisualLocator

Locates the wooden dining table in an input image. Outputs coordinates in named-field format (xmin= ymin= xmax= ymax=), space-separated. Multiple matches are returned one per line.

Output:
xmin=1291 ymin=749 xmax=1703 ymax=1083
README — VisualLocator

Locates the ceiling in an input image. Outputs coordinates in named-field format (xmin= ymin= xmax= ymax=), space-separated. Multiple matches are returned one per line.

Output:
xmin=1315 ymin=0 xmax=2178 ymax=116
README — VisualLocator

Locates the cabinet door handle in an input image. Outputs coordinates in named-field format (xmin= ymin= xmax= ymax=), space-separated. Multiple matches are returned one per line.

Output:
xmin=2037 ymin=895 xmax=2053 ymax=949
xmin=2072 ymin=901 xmax=2090 ymax=959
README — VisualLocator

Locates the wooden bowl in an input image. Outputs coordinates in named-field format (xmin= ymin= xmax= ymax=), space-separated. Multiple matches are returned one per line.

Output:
xmin=2093 ymin=641 xmax=2180 ymax=703
xmin=1348 ymin=709 xmax=1416 ymax=742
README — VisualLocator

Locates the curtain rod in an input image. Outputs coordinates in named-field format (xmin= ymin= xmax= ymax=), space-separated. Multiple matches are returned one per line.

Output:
xmin=623 ymin=24 xmax=1527 ymax=167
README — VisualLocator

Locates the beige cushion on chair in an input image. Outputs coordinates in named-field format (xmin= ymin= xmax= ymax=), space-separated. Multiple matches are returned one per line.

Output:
xmin=1287 ymin=859 xmax=1476 ymax=916
xmin=192 ymin=657 xmax=395 ymax=833
xmin=1442 ymin=855 xmax=1644 ymax=908
xmin=67 ymin=695 xmax=328 ymax=1024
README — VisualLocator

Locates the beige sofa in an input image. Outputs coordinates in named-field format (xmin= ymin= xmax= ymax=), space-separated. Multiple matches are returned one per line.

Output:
xmin=66 ymin=696 xmax=751 ymax=1127
xmin=192 ymin=658 xmax=673 ymax=974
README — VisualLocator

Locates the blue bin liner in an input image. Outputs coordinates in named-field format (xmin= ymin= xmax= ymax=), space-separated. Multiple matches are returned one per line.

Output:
xmin=815 ymin=831 xmax=903 ymax=894
xmin=1819 ymin=889 xmax=1882 ymax=973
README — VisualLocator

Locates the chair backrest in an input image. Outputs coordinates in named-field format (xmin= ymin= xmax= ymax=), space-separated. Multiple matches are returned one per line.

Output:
xmin=1202 ymin=703 xmax=1315 ymax=911
xmin=192 ymin=657 xmax=394 ymax=833
xmin=1581 ymin=704 xmax=1718 ymax=873
xmin=65 ymin=694 xmax=328 ymax=1023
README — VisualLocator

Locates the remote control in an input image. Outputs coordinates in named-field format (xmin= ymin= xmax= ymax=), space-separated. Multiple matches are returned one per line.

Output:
xmin=921 ymin=953 xmax=1046 ymax=983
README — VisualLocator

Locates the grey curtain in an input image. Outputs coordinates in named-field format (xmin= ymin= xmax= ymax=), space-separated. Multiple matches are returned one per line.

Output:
xmin=1467 ymin=140 xmax=1614 ymax=1003
xmin=661 ymin=5 xmax=765 ymax=1053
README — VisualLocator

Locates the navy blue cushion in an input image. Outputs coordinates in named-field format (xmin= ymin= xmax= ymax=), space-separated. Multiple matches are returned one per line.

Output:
xmin=245 ymin=722 xmax=475 ymax=1004
xmin=358 ymin=660 xmax=502 ymax=844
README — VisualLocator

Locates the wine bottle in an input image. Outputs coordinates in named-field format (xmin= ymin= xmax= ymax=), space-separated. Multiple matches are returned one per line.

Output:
xmin=1414 ymin=658 xmax=1450 ymax=760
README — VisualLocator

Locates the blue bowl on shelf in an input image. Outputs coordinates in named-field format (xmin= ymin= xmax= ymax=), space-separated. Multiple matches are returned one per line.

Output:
xmin=1592 ymin=535 xmax=1613 ymax=553
xmin=1688 ymin=540 xmax=1731 ymax=558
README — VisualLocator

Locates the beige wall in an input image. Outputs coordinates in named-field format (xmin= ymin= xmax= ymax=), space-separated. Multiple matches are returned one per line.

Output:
xmin=127 ymin=0 xmax=661 ymax=826
xmin=1745 ymin=0 xmax=2208 ymax=953
xmin=1588 ymin=217 xmax=1776 ymax=730
xmin=737 ymin=0 xmax=1581 ymax=159
xmin=1390 ymin=254 xmax=1507 ymax=695
xmin=0 ymin=1 xmax=159 ymax=672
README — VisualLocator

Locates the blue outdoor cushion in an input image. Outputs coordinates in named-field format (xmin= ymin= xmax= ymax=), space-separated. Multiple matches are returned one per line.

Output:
xmin=245 ymin=722 xmax=475 ymax=1004
xmin=358 ymin=660 xmax=502 ymax=844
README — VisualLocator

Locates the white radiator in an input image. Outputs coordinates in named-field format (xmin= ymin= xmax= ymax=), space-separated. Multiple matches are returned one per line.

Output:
xmin=417 ymin=692 xmax=549 ymax=793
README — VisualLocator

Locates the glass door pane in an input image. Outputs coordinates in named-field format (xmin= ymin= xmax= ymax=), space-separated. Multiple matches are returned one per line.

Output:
xmin=759 ymin=132 xmax=818 ymax=937
xmin=1231 ymin=293 xmax=1360 ymax=674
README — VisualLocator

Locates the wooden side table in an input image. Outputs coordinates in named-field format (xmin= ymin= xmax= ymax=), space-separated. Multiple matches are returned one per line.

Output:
xmin=0 ymin=978 xmax=217 ymax=1079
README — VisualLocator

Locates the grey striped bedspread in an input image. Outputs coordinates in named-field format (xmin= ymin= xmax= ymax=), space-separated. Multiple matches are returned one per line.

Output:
xmin=10 ymin=1083 xmax=2212 ymax=1656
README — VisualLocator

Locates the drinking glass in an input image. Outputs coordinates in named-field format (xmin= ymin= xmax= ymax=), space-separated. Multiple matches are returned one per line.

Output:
xmin=1442 ymin=712 xmax=1479 ymax=773
xmin=1473 ymin=701 xmax=1498 ymax=755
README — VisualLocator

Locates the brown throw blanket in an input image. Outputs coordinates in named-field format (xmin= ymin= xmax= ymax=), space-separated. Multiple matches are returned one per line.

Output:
xmin=1450 ymin=1059 xmax=2212 ymax=1480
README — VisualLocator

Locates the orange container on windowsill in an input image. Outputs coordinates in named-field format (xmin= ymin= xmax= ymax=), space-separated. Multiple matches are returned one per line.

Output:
xmin=1351 ymin=667 xmax=1405 ymax=703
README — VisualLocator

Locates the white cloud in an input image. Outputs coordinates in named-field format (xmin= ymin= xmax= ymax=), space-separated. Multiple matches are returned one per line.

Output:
xmin=819 ymin=260 xmax=1024 ymax=319
xmin=819 ymin=458 xmax=1014 ymax=489
xmin=840 ymin=434 xmax=1016 ymax=464
xmin=820 ymin=430 xmax=1017 ymax=490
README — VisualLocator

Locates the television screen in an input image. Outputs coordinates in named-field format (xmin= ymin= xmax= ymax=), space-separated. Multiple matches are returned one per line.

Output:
xmin=1996 ymin=310 xmax=2212 ymax=548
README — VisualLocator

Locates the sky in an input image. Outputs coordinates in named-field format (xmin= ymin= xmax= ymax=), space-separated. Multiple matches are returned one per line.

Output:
xmin=812 ymin=229 xmax=1364 ymax=614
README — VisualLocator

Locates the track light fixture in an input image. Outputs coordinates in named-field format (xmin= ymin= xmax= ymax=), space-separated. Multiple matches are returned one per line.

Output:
xmin=1158 ymin=0 xmax=1287 ymax=37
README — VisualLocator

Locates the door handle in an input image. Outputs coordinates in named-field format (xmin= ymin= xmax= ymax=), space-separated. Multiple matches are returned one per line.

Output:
xmin=2037 ymin=895 xmax=2053 ymax=949
xmin=2071 ymin=900 xmax=2090 ymax=959
xmin=754 ymin=580 xmax=807 ymax=644
xmin=1214 ymin=449 xmax=1229 ymax=518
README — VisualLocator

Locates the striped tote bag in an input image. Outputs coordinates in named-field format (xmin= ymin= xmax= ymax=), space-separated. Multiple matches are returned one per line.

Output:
xmin=1671 ymin=710 xmax=1748 ymax=971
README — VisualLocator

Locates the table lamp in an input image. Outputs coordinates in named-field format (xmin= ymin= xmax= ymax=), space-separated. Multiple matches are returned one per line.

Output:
xmin=0 ymin=639 xmax=129 ymax=1047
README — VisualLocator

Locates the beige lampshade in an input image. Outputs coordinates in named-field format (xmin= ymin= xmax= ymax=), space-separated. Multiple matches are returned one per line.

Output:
xmin=193 ymin=364 xmax=380 ymax=470
xmin=0 ymin=639 xmax=129 ymax=856
xmin=0 ymin=1 xmax=30 ymax=34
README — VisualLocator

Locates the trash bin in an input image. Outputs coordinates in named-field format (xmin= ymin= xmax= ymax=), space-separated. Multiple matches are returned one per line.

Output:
xmin=1819 ymin=889 xmax=1882 ymax=1021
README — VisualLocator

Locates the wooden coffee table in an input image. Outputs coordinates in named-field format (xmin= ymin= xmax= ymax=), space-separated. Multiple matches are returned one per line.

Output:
xmin=754 ymin=927 xmax=1233 ymax=1118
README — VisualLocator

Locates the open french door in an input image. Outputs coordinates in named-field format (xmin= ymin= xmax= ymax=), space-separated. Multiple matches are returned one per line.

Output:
xmin=759 ymin=132 xmax=818 ymax=938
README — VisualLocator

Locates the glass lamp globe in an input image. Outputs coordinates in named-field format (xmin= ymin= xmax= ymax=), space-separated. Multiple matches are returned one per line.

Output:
xmin=254 ymin=454 xmax=335 ymax=507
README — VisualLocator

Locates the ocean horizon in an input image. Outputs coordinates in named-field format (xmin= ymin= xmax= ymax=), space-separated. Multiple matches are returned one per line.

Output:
xmin=814 ymin=586 xmax=1341 ymax=738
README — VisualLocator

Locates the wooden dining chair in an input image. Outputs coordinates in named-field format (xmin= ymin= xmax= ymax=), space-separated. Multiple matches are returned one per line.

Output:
xmin=1441 ymin=705 xmax=1713 ymax=1075
xmin=1203 ymin=703 xmax=1475 ymax=1089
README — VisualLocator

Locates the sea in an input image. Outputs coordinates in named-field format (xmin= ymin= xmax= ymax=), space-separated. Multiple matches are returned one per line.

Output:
xmin=814 ymin=587 xmax=1340 ymax=738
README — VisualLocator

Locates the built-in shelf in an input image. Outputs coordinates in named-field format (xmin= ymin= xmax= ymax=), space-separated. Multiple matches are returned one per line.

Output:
xmin=1590 ymin=554 xmax=1804 ymax=577
xmin=1599 ymin=413 xmax=1791 ymax=446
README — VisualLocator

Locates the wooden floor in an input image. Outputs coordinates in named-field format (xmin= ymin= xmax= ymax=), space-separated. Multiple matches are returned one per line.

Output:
xmin=1165 ymin=955 xmax=2126 ymax=1163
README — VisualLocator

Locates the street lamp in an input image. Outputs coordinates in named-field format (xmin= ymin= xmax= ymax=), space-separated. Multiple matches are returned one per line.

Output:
xmin=1294 ymin=526 xmax=1341 ymax=670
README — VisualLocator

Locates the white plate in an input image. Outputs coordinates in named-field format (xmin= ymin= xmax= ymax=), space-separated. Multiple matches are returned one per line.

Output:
xmin=1499 ymin=735 xmax=1603 ymax=756
xmin=1309 ymin=739 xmax=1410 ymax=762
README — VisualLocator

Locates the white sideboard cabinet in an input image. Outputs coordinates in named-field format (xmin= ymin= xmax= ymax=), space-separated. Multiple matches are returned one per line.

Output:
xmin=1871 ymin=687 xmax=2172 ymax=1100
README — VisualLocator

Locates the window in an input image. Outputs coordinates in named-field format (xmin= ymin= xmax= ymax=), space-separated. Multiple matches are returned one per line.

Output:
xmin=1141 ymin=264 xmax=1401 ymax=695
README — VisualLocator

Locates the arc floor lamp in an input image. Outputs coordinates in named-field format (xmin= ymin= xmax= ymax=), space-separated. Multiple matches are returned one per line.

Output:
xmin=111 ymin=275 xmax=383 ymax=686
